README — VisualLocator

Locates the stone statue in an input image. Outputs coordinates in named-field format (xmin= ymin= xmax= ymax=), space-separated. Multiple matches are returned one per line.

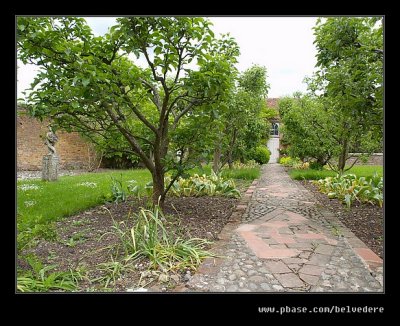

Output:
xmin=42 ymin=125 xmax=59 ymax=181
xmin=45 ymin=125 xmax=58 ymax=155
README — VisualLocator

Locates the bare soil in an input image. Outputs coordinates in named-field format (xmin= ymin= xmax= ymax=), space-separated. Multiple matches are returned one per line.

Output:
xmin=300 ymin=180 xmax=383 ymax=259
xmin=18 ymin=196 xmax=238 ymax=292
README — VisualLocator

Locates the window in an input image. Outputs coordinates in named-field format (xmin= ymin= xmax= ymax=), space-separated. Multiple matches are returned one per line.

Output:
xmin=270 ymin=122 xmax=279 ymax=136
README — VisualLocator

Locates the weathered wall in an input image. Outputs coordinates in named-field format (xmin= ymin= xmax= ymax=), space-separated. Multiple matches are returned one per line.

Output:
xmin=17 ymin=111 xmax=100 ymax=171
xmin=346 ymin=154 xmax=383 ymax=166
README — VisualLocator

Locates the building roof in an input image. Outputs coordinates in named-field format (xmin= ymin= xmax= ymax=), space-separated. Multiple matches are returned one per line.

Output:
xmin=266 ymin=98 xmax=279 ymax=109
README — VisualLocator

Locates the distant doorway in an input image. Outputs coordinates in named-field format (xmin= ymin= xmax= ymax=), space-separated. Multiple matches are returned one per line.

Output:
xmin=267 ymin=122 xmax=279 ymax=163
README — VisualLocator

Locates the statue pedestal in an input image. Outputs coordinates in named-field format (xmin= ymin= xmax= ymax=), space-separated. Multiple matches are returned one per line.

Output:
xmin=42 ymin=154 xmax=59 ymax=181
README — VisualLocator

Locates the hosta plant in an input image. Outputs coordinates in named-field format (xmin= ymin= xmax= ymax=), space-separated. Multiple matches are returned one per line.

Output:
xmin=313 ymin=172 xmax=383 ymax=208
xmin=147 ymin=172 xmax=241 ymax=198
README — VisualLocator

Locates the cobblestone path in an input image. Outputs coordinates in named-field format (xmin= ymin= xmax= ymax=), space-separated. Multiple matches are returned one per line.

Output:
xmin=184 ymin=164 xmax=383 ymax=292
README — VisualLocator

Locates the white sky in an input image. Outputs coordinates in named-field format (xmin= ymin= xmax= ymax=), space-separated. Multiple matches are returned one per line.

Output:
xmin=17 ymin=16 xmax=318 ymax=99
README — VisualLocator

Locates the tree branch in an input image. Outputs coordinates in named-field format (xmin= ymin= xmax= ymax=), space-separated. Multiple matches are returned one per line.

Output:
xmin=103 ymin=102 xmax=155 ymax=171
xmin=172 ymin=101 xmax=196 ymax=129
xmin=343 ymin=156 xmax=360 ymax=172
xmin=139 ymin=77 xmax=161 ymax=110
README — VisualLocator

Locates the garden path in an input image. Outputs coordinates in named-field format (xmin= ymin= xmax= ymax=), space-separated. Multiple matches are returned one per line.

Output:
xmin=181 ymin=164 xmax=383 ymax=292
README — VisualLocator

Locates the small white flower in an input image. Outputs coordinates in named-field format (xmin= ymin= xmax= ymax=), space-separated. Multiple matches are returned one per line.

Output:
xmin=24 ymin=200 xmax=36 ymax=207
xmin=18 ymin=184 xmax=41 ymax=191
xmin=77 ymin=182 xmax=97 ymax=188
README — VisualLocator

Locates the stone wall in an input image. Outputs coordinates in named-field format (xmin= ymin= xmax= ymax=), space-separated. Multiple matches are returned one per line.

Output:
xmin=17 ymin=111 xmax=100 ymax=171
xmin=345 ymin=153 xmax=383 ymax=166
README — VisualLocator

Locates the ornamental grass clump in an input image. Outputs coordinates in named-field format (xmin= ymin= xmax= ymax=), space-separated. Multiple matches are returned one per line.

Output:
xmin=130 ymin=205 xmax=215 ymax=272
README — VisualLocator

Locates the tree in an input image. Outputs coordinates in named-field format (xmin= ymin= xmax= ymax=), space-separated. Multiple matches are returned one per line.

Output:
xmin=17 ymin=17 xmax=239 ymax=206
xmin=279 ymin=94 xmax=335 ymax=166
xmin=211 ymin=65 xmax=272 ymax=172
xmin=309 ymin=17 xmax=383 ymax=172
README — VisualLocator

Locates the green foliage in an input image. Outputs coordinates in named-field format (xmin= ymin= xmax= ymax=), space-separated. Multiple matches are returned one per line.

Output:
xmin=279 ymin=95 xmax=334 ymax=165
xmin=17 ymin=17 xmax=240 ymax=205
xmin=17 ymin=255 xmax=82 ymax=292
xmin=313 ymin=173 xmax=383 ymax=208
xmin=162 ymin=173 xmax=241 ymax=198
xmin=309 ymin=161 xmax=324 ymax=170
xmin=191 ymin=164 xmax=261 ymax=180
xmin=220 ymin=167 xmax=260 ymax=181
xmin=63 ymin=232 xmax=88 ymax=247
xmin=109 ymin=175 xmax=126 ymax=203
xmin=292 ymin=161 xmax=310 ymax=170
xmin=93 ymin=257 xmax=134 ymax=289
xmin=130 ymin=205 xmax=215 ymax=272
xmin=17 ymin=169 xmax=151 ymax=251
xmin=279 ymin=156 xmax=301 ymax=167
xmin=289 ymin=165 xmax=383 ymax=180
xmin=306 ymin=17 xmax=383 ymax=172
xmin=248 ymin=146 xmax=270 ymax=164
xmin=226 ymin=160 xmax=259 ymax=170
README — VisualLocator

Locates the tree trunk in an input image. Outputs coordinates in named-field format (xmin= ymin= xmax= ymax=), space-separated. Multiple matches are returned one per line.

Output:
xmin=213 ymin=139 xmax=221 ymax=174
xmin=338 ymin=138 xmax=349 ymax=174
xmin=227 ymin=129 xmax=237 ymax=169
xmin=152 ymin=118 xmax=169 ymax=208
xmin=152 ymin=167 xmax=165 ymax=208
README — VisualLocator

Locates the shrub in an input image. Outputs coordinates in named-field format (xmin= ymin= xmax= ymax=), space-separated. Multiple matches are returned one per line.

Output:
xmin=279 ymin=156 xmax=300 ymax=167
xmin=313 ymin=172 xmax=383 ymax=208
xmin=292 ymin=161 xmax=309 ymax=170
xmin=249 ymin=146 xmax=270 ymax=164
xmin=279 ymin=156 xmax=292 ymax=166
xmin=309 ymin=161 xmax=324 ymax=170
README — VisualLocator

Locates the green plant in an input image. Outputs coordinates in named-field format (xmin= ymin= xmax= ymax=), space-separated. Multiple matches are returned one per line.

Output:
xmin=17 ymin=221 xmax=57 ymax=251
xmin=162 ymin=172 xmax=241 ymax=198
xmin=289 ymin=165 xmax=382 ymax=180
xmin=313 ymin=172 xmax=383 ymax=208
xmin=71 ymin=219 xmax=91 ymax=227
xmin=127 ymin=180 xmax=141 ymax=198
xmin=248 ymin=146 xmax=270 ymax=164
xmin=64 ymin=232 xmax=87 ymax=247
xmin=99 ymin=211 xmax=136 ymax=257
xmin=18 ymin=17 xmax=239 ymax=207
xmin=224 ymin=160 xmax=260 ymax=170
xmin=93 ymin=256 xmax=133 ymax=289
xmin=309 ymin=161 xmax=324 ymax=170
xmin=292 ymin=161 xmax=309 ymax=170
xmin=109 ymin=175 xmax=126 ymax=203
xmin=279 ymin=156 xmax=301 ymax=167
xmin=17 ymin=255 xmax=82 ymax=292
xmin=130 ymin=205 xmax=215 ymax=272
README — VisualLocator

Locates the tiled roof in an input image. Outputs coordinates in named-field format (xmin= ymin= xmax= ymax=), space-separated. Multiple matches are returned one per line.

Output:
xmin=266 ymin=98 xmax=279 ymax=108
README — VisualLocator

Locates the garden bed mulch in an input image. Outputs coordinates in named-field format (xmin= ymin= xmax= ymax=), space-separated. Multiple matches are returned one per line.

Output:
xmin=299 ymin=180 xmax=383 ymax=259
xmin=18 ymin=196 xmax=238 ymax=292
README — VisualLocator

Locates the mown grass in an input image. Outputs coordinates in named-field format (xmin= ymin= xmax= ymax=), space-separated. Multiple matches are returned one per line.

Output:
xmin=17 ymin=169 xmax=151 ymax=231
xmin=289 ymin=165 xmax=383 ymax=180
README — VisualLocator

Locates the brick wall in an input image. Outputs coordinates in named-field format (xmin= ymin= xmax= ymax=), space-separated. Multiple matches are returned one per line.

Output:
xmin=17 ymin=112 xmax=100 ymax=171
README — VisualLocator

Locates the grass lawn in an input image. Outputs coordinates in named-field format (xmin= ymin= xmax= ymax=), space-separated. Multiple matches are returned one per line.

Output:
xmin=289 ymin=165 xmax=383 ymax=180
xmin=17 ymin=169 xmax=151 ymax=231
xmin=17 ymin=165 xmax=261 ymax=233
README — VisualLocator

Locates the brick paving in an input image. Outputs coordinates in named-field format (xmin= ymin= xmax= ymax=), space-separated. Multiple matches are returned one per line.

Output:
xmin=182 ymin=164 xmax=383 ymax=292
